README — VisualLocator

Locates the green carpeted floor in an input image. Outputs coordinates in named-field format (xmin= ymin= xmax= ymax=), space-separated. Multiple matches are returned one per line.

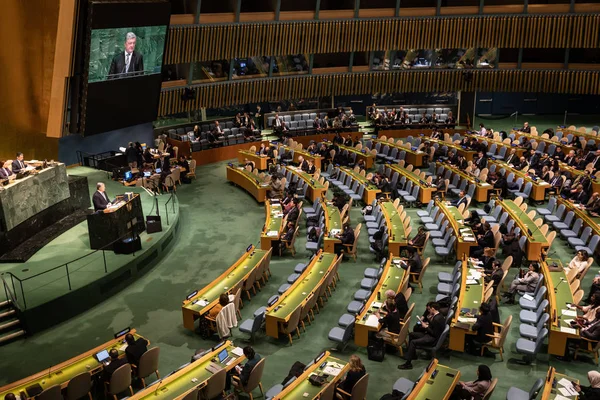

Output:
xmin=1 ymin=144 xmax=598 ymax=398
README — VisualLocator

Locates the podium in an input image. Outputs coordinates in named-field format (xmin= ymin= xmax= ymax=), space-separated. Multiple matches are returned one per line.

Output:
xmin=86 ymin=194 xmax=145 ymax=250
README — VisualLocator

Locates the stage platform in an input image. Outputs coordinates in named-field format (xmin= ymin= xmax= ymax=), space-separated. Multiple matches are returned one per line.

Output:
xmin=0 ymin=167 xmax=180 ymax=333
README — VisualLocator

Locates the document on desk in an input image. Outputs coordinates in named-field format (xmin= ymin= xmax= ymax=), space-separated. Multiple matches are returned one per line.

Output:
xmin=266 ymin=230 xmax=279 ymax=237
xmin=194 ymin=299 xmax=209 ymax=307
xmin=365 ymin=314 xmax=379 ymax=327
xmin=463 ymin=237 xmax=476 ymax=242
xmin=553 ymin=395 xmax=570 ymax=400
xmin=231 ymin=347 xmax=244 ymax=357
xmin=561 ymin=309 xmax=577 ymax=317
xmin=466 ymin=279 xmax=478 ymax=285
xmin=560 ymin=326 xmax=577 ymax=335
xmin=559 ymin=386 xmax=579 ymax=397
xmin=558 ymin=378 xmax=575 ymax=390
xmin=458 ymin=317 xmax=477 ymax=324
xmin=323 ymin=365 xmax=343 ymax=376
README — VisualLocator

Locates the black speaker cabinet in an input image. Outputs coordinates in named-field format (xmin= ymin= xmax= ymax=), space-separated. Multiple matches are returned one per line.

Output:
xmin=113 ymin=236 xmax=141 ymax=254
xmin=146 ymin=215 xmax=162 ymax=234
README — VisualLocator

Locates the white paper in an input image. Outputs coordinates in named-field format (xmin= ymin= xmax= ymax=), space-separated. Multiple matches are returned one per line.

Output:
xmin=557 ymin=378 xmax=574 ymax=389
xmin=463 ymin=237 xmax=476 ymax=242
xmin=365 ymin=314 xmax=379 ymax=327
xmin=266 ymin=230 xmax=279 ymax=237
xmin=561 ymin=309 xmax=577 ymax=317
xmin=480 ymin=183 xmax=491 ymax=187
xmin=560 ymin=326 xmax=577 ymax=335
xmin=194 ymin=299 xmax=209 ymax=307
xmin=466 ymin=279 xmax=478 ymax=285
xmin=563 ymin=319 xmax=575 ymax=325
xmin=372 ymin=302 xmax=383 ymax=309
xmin=118 ymin=344 xmax=128 ymax=351
xmin=522 ymin=293 xmax=534 ymax=301
xmin=559 ymin=386 xmax=578 ymax=397
xmin=323 ymin=366 xmax=343 ymax=376
xmin=553 ymin=395 xmax=570 ymax=400
xmin=231 ymin=347 xmax=244 ymax=357
xmin=458 ymin=317 xmax=477 ymax=323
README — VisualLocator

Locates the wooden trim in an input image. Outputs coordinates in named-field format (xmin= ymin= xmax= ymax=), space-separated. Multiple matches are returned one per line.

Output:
xmin=574 ymin=4 xmax=600 ymax=12
xmin=161 ymin=79 xmax=187 ymax=89
xmin=170 ymin=14 xmax=194 ymax=25
xmin=498 ymin=62 xmax=518 ymax=69
xmin=482 ymin=5 xmax=524 ymax=14
xmin=527 ymin=4 xmax=571 ymax=14
xmin=319 ymin=9 xmax=354 ymax=19
xmin=198 ymin=12 xmax=236 ymax=23
xmin=239 ymin=12 xmax=276 ymax=22
xmin=399 ymin=7 xmax=436 ymax=16
xmin=439 ymin=6 xmax=479 ymax=15
xmin=352 ymin=65 xmax=370 ymax=72
xmin=357 ymin=8 xmax=395 ymax=18
xmin=569 ymin=63 xmax=600 ymax=71
xmin=278 ymin=10 xmax=316 ymax=20
xmin=46 ymin=0 xmax=77 ymax=138
xmin=312 ymin=67 xmax=350 ymax=74
xmin=521 ymin=62 xmax=565 ymax=70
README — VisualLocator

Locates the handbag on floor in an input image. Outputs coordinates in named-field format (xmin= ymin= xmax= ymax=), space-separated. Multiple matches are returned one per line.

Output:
xmin=367 ymin=336 xmax=385 ymax=362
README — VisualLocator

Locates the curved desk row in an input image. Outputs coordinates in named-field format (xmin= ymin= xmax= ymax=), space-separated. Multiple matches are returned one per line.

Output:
xmin=436 ymin=199 xmax=476 ymax=260
xmin=226 ymin=165 xmax=271 ymax=203
xmin=385 ymin=164 xmax=437 ymax=204
xmin=436 ymin=162 xmax=492 ymax=203
xmin=498 ymin=199 xmax=549 ymax=260
xmin=489 ymin=159 xmax=550 ymax=202
xmin=0 ymin=329 xmax=146 ymax=398
xmin=449 ymin=259 xmax=484 ymax=352
xmin=182 ymin=246 xmax=272 ymax=330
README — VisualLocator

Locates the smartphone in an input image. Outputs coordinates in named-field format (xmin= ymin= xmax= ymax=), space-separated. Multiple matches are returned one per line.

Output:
xmin=431 ymin=369 xmax=438 ymax=378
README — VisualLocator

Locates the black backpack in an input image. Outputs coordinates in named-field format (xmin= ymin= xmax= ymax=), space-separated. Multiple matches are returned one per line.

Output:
xmin=367 ymin=336 xmax=385 ymax=362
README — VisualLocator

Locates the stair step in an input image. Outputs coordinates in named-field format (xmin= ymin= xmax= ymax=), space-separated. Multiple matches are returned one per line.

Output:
xmin=0 ymin=319 xmax=20 ymax=332
xmin=0 ymin=309 xmax=16 ymax=320
xmin=0 ymin=329 xmax=26 ymax=344
xmin=0 ymin=300 xmax=10 ymax=309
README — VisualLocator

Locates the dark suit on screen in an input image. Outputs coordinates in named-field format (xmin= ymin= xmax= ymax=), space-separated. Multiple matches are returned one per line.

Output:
xmin=108 ymin=51 xmax=144 ymax=78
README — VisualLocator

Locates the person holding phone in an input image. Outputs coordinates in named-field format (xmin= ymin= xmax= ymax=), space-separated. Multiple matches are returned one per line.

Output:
xmin=573 ymin=371 xmax=600 ymax=399
xmin=227 ymin=346 xmax=262 ymax=390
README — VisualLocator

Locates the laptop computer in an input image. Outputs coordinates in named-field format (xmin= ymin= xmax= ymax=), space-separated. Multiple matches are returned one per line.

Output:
xmin=144 ymin=171 xmax=151 ymax=177
xmin=155 ymin=168 xmax=162 ymax=174
xmin=95 ymin=349 xmax=110 ymax=365
xmin=218 ymin=348 xmax=234 ymax=365
xmin=124 ymin=171 xmax=133 ymax=181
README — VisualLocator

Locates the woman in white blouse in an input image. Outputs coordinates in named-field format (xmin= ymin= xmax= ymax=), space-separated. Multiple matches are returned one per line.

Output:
xmin=569 ymin=250 xmax=590 ymax=276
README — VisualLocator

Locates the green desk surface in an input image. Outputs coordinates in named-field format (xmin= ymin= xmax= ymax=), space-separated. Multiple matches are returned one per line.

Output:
xmin=439 ymin=163 xmax=491 ymax=187
xmin=0 ymin=333 xmax=144 ymax=397
xmin=458 ymin=261 xmax=484 ymax=322
xmin=373 ymin=140 xmax=423 ymax=155
xmin=381 ymin=202 xmax=407 ymax=242
xmin=389 ymin=165 xmax=424 ymax=183
xmin=324 ymin=204 xmax=341 ymax=233
xmin=413 ymin=365 xmax=459 ymax=400
xmin=184 ymin=249 xmax=268 ymax=313
xmin=357 ymin=258 xmax=406 ymax=326
xmin=340 ymin=167 xmax=379 ymax=191
xmin=426 ymin=138 xmax=475 ymax=153
xmin=490 ymin=160 xmax=550 ymax=186
xmin=286 ymin=167 xmax=326 ymax=189
xmin=266 ymin=202 xmax=283 ymax=233
xmin=227 ymin=166 xmax=267 ymax=188
xmin=339 ymin=145 xmax=375 ymax=157
xmin=239 ymin=150 xmax=267 ymax=157
xmin=501 ymin=200 xmax=547 ymax=243
xmin=136 ymin=345 xmax=242 ymax=400
xmin=268 ymin=253 xmax=337 ymax=319
xmin=280 ymin=356 xmax=348 ymax=399
xmin=439 ymin=202 xmax=474 ymax=238
xmin=545 ymin=261 xmax=576 ymax=331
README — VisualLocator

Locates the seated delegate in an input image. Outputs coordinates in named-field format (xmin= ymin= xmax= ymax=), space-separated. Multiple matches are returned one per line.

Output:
xmin=502 ymin=262 xmax=540 ymax=304
xmin=336 ymin=355 xmax=366 ymax=398
xmin=229 ymin=346 xmax=262 ymax=390
xmin=398 ymin=302 xmax=445 ymax=370
xmin=450 ymin=365 xmax=492 ymax=400
xmin=125 ymin=333 xmax=148 ymax=366
xmin=11 ymin=152 xmax=27 ymax=173
xmin=102 ymin=349 xmax=127 ymax=382
xmin=374 ymin=299 xmax=401 ymax=340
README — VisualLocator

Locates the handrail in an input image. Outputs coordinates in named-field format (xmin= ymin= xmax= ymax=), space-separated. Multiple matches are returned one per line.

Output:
xmin=165 ymin=188 xmax=178 ymax=225
xmin=1 ymin=274 xmax=22 ymax=311
xmin=0 ymin=230 xmax=139 ymax=310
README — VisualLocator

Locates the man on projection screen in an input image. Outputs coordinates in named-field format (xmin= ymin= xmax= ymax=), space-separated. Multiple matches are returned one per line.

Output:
xmin=108 ymin=32 xmax=144 ymax=79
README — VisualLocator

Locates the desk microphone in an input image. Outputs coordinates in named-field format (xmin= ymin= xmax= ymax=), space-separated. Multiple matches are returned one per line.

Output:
xmin=555 ymin=277 xmax=565 ymax=292
xmin=154 ymin=379 xmax=164 ymax=395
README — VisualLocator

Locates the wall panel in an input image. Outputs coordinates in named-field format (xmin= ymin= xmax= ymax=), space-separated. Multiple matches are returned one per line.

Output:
xmin=158 ymin=70 xmax=600 ymax=116
xmin=164 ymin=15 xmax=600 ymax=65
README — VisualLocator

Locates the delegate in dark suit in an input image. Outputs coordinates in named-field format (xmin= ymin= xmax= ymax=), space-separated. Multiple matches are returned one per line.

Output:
xmin=125 ymin=337 xmax=148 ymax=366
xmin=102 ymin=355 xmax=127 ymax=382
xmin=400 ymin=308 xmax=445 ymax=367
xmin=93 ymin=190 xmax=111 ymax=211
xmin=0 ymin=167 xmax=13 ymax=179
xmin=11 ymin=159 xmax=26 ymax=173
xmin=108 ymin=51 xmax=144 ymax=78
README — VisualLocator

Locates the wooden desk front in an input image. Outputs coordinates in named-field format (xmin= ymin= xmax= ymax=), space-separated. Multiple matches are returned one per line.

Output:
xmin=511 ymin=130 xmax=574 ymax=154
xmin=541 ymin=367 xmax=580 ymax=400
xmin=424 ymin=138 xmax=477 ymax=162
xmin=128 ymin=341 xmax=245 ymax=400
xmin=0 ymin=330 xmax=146 ymax=398
xmin=380 ymin=201 xmax=409 ymax=256
xmin=378 ymin=128 xmax=467 ymax=140
xmin=489 ymin=160 xmax=550 ymax=202
xmin=277 ymin=145 xmax=323 ymax=171
xmin=226 ymin=166 xmax=270 ymax=203
xmin=354 ymin=257 xmax=407 ymax=347
xmin=499 ymin=199 xmax=549 ymax=260
xmin=386 ymin=164 xmax=437 ymax=204
xmin=373 ymin=139 xmax=425 ymax=167
xmin=449 ymin=259 xmax=484 ymax=352
xmin=339 ymin=167 xmax=380 ymax=204
xmin=437 ymin=200 xmax=477 ymax=260
xmin=182 ymin=247 xmax=271 ymax=330
xmin=238 ymin=150 xmax=269 ymax=170
xmin=261 ymin=201 xmax=284 ymax=250
xmin=323 ymin=203 xmax=342 ymax=253
xmin=407 ymin=359 xmax=460 ymax=400
xmin=265 ymin=252 xmax=339 ymax=338
xmin=285 ymin=166 xmax=326 ymax=203
xmin=273 ymin=352 xmax=349 ymax=399
xmin=339 ymin=145 xmax=375 ymax=169
xmin=437 ymin=162 xmax=492 ymax=203
xmin=464 ymin=133 xmax=526 ymax=159
xmin=543 ymin=259 xmax=580 ymax=357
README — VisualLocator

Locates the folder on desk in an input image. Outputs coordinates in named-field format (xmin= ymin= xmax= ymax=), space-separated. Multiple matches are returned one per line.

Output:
xmin=206 ymin=362 xmax=223 ymax=374
xmin=266 ymin=230 xmax=279 ymax=237
xmin=365 ymin=314 xmax=379 ymax=327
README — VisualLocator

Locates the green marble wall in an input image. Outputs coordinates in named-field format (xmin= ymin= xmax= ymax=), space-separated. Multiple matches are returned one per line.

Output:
xmin=88 ymin=26 xmax=167 ymax=83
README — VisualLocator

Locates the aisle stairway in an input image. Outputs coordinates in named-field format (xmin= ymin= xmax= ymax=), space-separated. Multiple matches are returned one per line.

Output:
xmin=0 ymin=300 xmax=26 ymax=345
